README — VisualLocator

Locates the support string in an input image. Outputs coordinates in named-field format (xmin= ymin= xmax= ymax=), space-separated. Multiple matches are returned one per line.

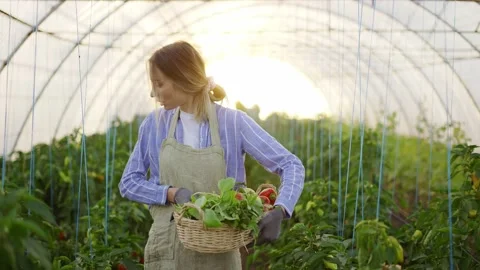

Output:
xmin=342 ymin=0 xmax=364 ymax=236
xmin=29 ymin=0 xmax=40 ymax=206
xmin=1 ymin=0 xmax=13 ymax=193
xmin=375 ymin=0 xmax=395 ymax=220
xmin=73 ymin=0 xmax=93 ymax=258
xmin=336 ymin=0 xmax=346 ymax=236
xmin=353 ymin=0 xmax=376 ymax=246
xmin=104 ymin=0 xmax=112 ymax=246
xmin=446 ymin=1 xmax=457 ymax=269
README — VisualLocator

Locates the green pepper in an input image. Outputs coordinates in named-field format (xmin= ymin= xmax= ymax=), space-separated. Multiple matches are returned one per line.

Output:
xmin=412 ymin=229 xmax=423 ymax=241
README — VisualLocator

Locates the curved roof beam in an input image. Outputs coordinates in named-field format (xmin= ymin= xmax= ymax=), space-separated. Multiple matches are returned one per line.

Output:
xmin=0 ymin=1 xmax=65 ymax=73
xmin=51 ymin=2 xmax=284 ymax=138
xmin=244 ymin=38 xmax=421 ymax=129
xmin=409 ymin=0 xmax=480 ymax=112
xmin=65 ymin=2 xmax=433 ymax=140
xmin=410 ymin=0 xmax=480 ymax=55
xmin=95 ymin=39 xmax=413 ymax=136
xmin=241 ymin=1 xmax=479 ymax=132
xmin=51 ymin=2 xmax=214 ymax=138
xmin=12 ymin=1 xmax=476 ymax=149
xmin=82 ymin=10 xmax=433 ymax=136
xmin=10 ymin=0 xmax=165 ymax=150
xmin=297 ymin=1 xmax=457 ymax=120
xmin=88 ymin=0 xmax=475 ymax=127
xmin=358 ymin=1 xmax=480 ymax=115
xmin=233 ymin=42 xmax=416 ymax=132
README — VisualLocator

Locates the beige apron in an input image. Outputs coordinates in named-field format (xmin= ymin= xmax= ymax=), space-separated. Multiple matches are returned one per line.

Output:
xmin=144 ymin=103 xmax=242 ymax=270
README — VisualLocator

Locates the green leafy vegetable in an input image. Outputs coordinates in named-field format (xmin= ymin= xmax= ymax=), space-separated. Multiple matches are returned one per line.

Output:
xmin=175 ymin=178 xmax=265 ymax=236
xmin=218 ymin=177 xmax=236 ymax=194
xmin=203 ymin=209 xmax=222 ymax=228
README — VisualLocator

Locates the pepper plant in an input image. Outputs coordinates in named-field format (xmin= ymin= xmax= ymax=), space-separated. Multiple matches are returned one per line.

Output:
xmin=0 ymin=188 xmax=57 ymax=270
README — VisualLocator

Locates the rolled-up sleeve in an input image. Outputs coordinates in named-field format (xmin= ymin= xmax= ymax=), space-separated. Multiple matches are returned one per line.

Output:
xmin=118 ymin=114 xmax=169 ymax=205
xmin=239 ymin=112 xmax=305 ymax=218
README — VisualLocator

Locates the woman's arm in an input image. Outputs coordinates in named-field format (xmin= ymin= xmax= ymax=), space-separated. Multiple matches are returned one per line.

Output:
xmin=118 ymin=113 xmax=170 ymax=205
xmin=239 ymin=111 xmax=305 ymax=218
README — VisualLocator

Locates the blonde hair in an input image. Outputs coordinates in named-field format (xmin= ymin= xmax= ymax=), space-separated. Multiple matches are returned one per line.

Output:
xmin=148 ymin=41 xmax=226 ymax=121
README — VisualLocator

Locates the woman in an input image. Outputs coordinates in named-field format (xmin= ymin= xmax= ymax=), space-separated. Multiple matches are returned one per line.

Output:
xmin=118 ymin=41 xmax=305 ymax=270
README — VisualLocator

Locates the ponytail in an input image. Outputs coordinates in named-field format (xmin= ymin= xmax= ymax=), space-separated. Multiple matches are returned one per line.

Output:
xmin=192 ymin=78 xmax=226 ymax=122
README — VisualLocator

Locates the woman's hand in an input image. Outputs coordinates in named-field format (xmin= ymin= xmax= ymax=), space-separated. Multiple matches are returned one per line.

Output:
xmin=167 ymin=187 xmax=193 ymax=204
xmin=256 ymin=206 xmax=286 ymax=245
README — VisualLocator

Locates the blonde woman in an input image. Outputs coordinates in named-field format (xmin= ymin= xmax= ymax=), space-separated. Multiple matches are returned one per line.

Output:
xmin=119 ymin=41 xmax=305 ymax=270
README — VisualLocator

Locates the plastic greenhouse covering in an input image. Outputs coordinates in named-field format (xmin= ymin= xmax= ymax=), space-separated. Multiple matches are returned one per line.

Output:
xmin=1 ymin=1 xmax=480 ymax=269
xmin=1 ymin=0 xmax=479 ymax=156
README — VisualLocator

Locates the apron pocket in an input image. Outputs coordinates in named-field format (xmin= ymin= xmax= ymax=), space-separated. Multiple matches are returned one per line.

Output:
xmin=145 ymin=222 xmax=176 ymax=262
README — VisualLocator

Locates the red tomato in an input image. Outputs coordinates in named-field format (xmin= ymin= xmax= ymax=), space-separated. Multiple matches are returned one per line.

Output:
xmin=235 ymin=193 xmax=245 ymax=201
xmin=58 ymin=231 xmax=67 ymax=241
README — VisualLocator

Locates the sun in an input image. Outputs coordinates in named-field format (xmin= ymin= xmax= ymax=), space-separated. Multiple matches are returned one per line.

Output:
xmin=205 ymin=56 xmax=331 ymax=120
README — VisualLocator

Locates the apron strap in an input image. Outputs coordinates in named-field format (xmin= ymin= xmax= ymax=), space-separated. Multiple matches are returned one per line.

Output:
xmin=166 ymin=102 xmax=222 ymax=146
xmin=207 ymin=102 xmax=221 ymax=146
xmin=167 ymin=108 xmax=181 ymax=139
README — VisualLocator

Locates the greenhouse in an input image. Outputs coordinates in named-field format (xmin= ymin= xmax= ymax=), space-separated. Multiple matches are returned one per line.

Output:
xmin=1 ymin=0 xmax=479 ymax=269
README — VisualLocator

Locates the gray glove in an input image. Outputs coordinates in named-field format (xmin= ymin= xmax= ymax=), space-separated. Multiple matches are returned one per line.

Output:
xmin=256 ymin=207 xmax=285 ymax=245
xmin=173 ymin=188 xmax=193 ymax=204
xmin=233 ymin=182 xmax=246 ymax=191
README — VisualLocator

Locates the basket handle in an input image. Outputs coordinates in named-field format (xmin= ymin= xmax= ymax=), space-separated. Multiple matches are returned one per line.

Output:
xmin=256 ymin=183 xmax=277 ymax=194
xmin=177 ymin=202 xmax=205 ymax=224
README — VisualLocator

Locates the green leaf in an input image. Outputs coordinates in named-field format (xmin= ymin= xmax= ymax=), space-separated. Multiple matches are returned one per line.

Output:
xmin=0 ymin=243 xmax=17 ymax=268
xmin=132 ymin=207 xmax=146 ymax=220
xmin=203 ymin=209 xmax=222 ymax=228
xmin=218 ymin=177 xmax=235 ymax=194
xmin=25 ymin=238 xmax=52 ymax=270
xmin=195 ymin=196 xmax=207 ymax=208
xmin=342 ymin=239 xmax=353 ymax=248
xmin=58 ymin=171 xmax=71 ymax=184
xmin=411 ymin=253 xmax=428 ymax=261
xmin=218 ymin=207 xmax=236 ymax=221
xmin=110 ymin=247 xmax=130 ymax=257
xmin=187 ymin=207 xmax=200 ymax=220
xmin=12 ymin=219 xmax=48 ymax=240
xmin=221 ymin=190 xmax=236 ymax=204
xmin=22 ymin=197 xmax=56 ymax=225
xmin=54 ymin=256 xmax=71 ymax=264
xmin=121 ymin=258 xmax=139 ymax=270
xmin=64 ymin=156 xmax=71 ymax=167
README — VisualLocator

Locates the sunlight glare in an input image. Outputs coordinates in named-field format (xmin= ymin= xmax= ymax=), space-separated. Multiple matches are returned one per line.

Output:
xmin=205 ymin=56 xmax=331 ymax=120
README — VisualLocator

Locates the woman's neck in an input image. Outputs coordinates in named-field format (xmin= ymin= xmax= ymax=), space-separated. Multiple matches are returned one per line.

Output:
xmin=180 ymin=96 xmax=195 ymax=114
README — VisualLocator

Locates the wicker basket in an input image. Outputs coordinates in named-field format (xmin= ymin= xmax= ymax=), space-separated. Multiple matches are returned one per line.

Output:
xmin=173 ymin=202 xmax=254 ymax=254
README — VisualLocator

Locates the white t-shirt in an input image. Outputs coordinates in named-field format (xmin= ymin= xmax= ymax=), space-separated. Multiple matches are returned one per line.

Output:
xmin=179 ymin=110 xmax=201 ymax=149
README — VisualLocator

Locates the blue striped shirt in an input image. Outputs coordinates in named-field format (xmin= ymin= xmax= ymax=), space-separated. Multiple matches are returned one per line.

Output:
xmin=118 ymin=103 xmax=305 ymax=217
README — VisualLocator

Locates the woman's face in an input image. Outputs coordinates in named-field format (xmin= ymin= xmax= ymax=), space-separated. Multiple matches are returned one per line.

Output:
xmin=149 ymin=65 xmax=189 ymax=110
